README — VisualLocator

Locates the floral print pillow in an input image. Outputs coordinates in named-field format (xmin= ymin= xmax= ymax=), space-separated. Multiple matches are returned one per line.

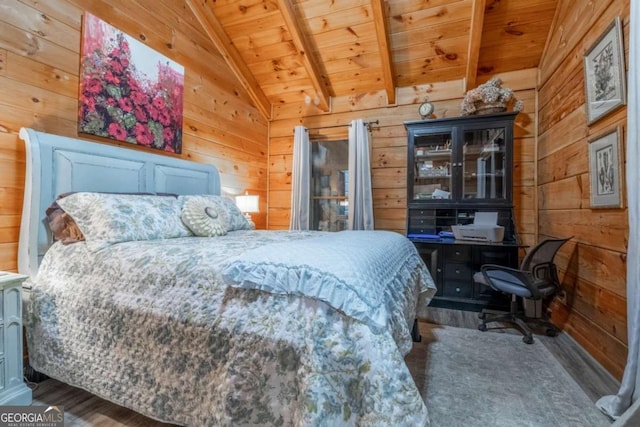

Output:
xmin=57 ymin=192 xmax=192 ymax=251
xmin=180 ymin=195 xmax=255 ymax=231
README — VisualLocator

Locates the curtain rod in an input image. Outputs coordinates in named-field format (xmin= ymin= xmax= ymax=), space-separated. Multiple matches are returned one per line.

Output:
xmin=297 ymin=120 xmax=379 ymax=132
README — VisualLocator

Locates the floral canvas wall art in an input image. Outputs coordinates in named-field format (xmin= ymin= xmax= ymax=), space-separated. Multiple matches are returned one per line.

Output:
xmin=79 ymin=12 xmax=184 ymax=153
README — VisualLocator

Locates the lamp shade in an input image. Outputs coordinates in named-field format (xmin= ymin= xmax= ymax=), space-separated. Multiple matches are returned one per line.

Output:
xmin=235 ymin=193 xmax=259 ymax=213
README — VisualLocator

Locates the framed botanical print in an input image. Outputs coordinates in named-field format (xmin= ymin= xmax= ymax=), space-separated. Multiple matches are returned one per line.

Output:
xmin=583 ymin=16 xmax=626 ymax=125
xmin=588 ymin=126 xmax=624 ymax=208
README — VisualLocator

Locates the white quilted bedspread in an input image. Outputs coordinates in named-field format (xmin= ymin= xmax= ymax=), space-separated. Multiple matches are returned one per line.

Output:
xmin=26 ymin=230 xmax=435 ymax=426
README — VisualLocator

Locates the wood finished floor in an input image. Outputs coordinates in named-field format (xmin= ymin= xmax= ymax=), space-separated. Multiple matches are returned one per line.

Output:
xmin=30 ymin=307 xmax=620 ymax=426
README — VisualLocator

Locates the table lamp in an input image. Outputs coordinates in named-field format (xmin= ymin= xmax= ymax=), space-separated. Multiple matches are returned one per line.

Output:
xmin=235 ymin=191 xmax=259 ymax=221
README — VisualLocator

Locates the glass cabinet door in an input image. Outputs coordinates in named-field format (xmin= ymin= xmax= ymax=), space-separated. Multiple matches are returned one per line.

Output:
xmin=462 ymin=126 xmax=507 ymax=201
xmin=412 ymin=131 xmax=454 ymax=201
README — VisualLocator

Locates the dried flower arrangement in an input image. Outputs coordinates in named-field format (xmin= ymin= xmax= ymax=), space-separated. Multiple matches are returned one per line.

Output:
xmin=460 ymin=77 xmax=524 ymax=116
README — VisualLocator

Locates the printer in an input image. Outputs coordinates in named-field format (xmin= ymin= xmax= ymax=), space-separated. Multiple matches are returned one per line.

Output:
xmin=451 ymin=212 xmax=504 ymax=242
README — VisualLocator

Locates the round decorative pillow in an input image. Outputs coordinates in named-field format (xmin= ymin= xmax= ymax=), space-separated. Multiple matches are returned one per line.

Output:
xmin=181 ymin=196 xmax=229 ymax=237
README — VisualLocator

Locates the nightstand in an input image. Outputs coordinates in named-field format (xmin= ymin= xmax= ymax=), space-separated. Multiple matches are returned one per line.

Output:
xmin=0 ymin=272 xmax=32 ymax=405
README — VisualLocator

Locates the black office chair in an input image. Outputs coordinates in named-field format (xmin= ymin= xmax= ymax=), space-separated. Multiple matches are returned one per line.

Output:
xmin=474 ymin=237 xmax=572 ymax=344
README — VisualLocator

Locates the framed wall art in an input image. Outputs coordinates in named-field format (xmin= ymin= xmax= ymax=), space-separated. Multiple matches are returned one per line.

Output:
xmin=588 ymin=126 xmax=624 ymax=209
xmin=79 ymin=12 xmax=185 ymax=153
xmin=583 ymin=16 xmax=626 ymax=125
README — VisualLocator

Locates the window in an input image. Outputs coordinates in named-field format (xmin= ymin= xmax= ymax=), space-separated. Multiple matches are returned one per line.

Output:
xmin=310 ymin=140 xmax=349 ymax=231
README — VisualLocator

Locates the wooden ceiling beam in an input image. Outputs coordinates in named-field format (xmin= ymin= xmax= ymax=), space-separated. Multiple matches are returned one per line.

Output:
xmin=277 ymin=0 xmax=330 ymax=112
xmin=371 ymin=0 xmax=396 ymax=104
xmin=464 ymin=0 xmax=487 ymax=92
xmin=186 ymin=0 xmax=272 ymax=119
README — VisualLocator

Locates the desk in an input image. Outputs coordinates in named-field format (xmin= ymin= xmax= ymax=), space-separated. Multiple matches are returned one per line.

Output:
xmin=411 ymin=238 xmax=521 ymax=312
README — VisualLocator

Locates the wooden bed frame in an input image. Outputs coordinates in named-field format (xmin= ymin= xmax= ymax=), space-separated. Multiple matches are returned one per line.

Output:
xmin=18 ymin=128 xmax=221 ymax=280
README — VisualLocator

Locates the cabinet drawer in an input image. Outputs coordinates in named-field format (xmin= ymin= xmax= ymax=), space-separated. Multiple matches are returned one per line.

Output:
xmin=409 ymin=209 xmax=435 ymax=219
xmin=445 ymin=245 xmax=470 ymax=261
xmin=409 ymin=216 xmax=434 ymax=227
xmin=408 ymin=226 xmax=438 ymax=235
xmin=444 ymin=263 xmax=472 ymax=281
xmin=477 ymin=248 xmax=512 ymax=265
xmin=442 ymin=281 xmax=474 ymax=299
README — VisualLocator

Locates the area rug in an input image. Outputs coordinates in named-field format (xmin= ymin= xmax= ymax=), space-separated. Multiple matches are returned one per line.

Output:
xmin=405 ymin=324 xmax=611 ymax=427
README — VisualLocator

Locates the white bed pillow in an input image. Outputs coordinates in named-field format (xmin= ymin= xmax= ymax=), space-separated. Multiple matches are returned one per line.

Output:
xmin=180 ymin=195 xmax=254 ymax=231
xmin=181 ymin=196 xmax=229 ymax=236
xmin=56 ymin=192 xmax=192 ymax=251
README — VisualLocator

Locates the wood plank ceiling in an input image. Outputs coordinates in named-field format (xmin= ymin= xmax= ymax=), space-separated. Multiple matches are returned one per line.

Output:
xmin=187 ymin=0 xmax=558 ymax=119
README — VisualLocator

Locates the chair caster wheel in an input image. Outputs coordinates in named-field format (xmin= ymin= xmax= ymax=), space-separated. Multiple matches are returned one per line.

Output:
xmin=523 ymin=335 xmax=534 ymax=344
xmin=478 ymin=323 xmax=488 ymax=332
xmin=545 ymin=328 xmax=558 ymax=337
xmin=478 ymin=312 xmax=486 ymax=320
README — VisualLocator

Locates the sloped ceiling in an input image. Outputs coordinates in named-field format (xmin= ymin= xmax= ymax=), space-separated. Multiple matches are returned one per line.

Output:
xmin=187 ymin=0 xmax=558 ymax=119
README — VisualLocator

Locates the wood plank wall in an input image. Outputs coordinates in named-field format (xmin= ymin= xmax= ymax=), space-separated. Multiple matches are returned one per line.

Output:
xmin=538 ymin=0 xmax=630 ymax=380
xmin=0 ymin=0 xmax=267 ymax=272
xmin=268 ymin=68 xmax=538 ymax=248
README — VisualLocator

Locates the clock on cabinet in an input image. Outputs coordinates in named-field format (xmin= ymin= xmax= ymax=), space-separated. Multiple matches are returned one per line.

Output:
xmin=418 ymin=98 xmax=435 ymax=119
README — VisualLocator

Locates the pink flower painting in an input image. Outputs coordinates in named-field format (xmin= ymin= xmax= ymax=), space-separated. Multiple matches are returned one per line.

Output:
xmin=79 ymin=13 xmax=184 ymax=153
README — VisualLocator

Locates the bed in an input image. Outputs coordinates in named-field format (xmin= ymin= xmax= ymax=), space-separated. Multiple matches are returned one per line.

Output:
xmin=18 ymin=128 xmax=437 ymax=426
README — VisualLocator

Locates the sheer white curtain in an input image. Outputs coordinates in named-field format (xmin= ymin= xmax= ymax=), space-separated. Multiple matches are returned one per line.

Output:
xmin=348 ymin=119 xmax=374 ymax=230
xmin=596 ymin=5 xmax=640 ymax=424
xmin=290 ymin=125 xmax=311 ymax=230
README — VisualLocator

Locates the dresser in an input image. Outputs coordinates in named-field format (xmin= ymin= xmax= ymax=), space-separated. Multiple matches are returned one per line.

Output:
xmin=0 ymin=272 xmax=32 ymax=405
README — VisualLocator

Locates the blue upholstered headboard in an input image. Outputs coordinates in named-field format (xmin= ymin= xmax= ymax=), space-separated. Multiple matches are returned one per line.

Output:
xmin=18 ymin=128 xmax=221 ymax=279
